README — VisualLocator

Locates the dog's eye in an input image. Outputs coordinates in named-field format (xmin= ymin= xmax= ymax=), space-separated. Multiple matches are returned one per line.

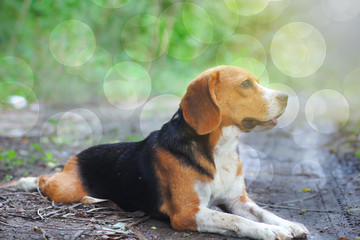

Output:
xmin=240 ymin=79 xmax=253 ymax=89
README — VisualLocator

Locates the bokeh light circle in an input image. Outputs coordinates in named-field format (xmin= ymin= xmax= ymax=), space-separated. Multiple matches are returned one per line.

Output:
xmin=49 ymin=20 xmax=96 ymax=67
xmin=224 ymin=0 xmax=270 ymax=16
xmin=182 ymin=2 xmax=213 ymax=44
xmin=194 ymin=1 xmax=238 ymax=43
xmin=0 ymin=57 xmax=34 ymax=91
xmin=65 ymin=47 xmax=112 ymax=83
xmin=0 ymin=86 xmax=39 ymax=137
xmin=239 ymin=129 xmax=275 ymax=156
xmin=307 ymin=5 xmax=331 ymax=28
xmin=345 ymin=176 xmax=360 ymax=207
xmin=92 ymin=0 xmax=132 ymax=8
xmin=40 ymin=108 xmax=102 ymax=149
xmin=343 ymin=68 xmax=360 ymax=99
xmin=271 ymin=22 xmax=326 ymax=77
xmin=217 ymin=34 xmax=267 ymax=67
xmin=267 ymin=83 xmax=299 ymax=128
xmin=0 ymin=81 xmax=37 ymax=106
xmin=343 ymin=68 xmax=360 ymax=120
xmin=121 ymin=15 xmax=163 ymax=62
xmin=321 ymin=0 xmax=360 ymax=22
xmin=103 ymin=62 xmax=151 ymax=110
xmin=157 ymin=3 xmax=209 ymax=60
xmin=239 ymin=144 xmax=274 ymax=187
xmin=140 ymin=94 xmax=181 ymax=137
xmin=281 ymin=118 xmax=308 ymax=135
xmin=291 ymin=159 xmax=327 ymax=189
xmin=257 ymin=0 xmax=290 ymax=23
xmin=231 ymin=57 xmax=268 ymax=86
xmin=305 ymin=89 xmax=349 ymax=134
xmin=292 ymin=125 xmax=329 ymax=149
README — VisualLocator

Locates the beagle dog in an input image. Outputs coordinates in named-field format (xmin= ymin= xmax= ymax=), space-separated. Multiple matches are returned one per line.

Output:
xmin=16 ymin=66 xmax=309 ymax=239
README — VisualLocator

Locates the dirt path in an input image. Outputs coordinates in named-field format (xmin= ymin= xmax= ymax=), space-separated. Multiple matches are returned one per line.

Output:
xmin=1 ymin=107 xmax=359 ymax=240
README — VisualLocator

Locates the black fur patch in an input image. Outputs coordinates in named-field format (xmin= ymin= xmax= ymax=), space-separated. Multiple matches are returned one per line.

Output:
xmin=77 ymin=108 xmax=214 ymax=214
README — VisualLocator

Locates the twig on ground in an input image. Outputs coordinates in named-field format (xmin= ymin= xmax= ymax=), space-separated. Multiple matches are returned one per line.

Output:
xmin=71 ymin=224 xmax=92 ymax=240
xmin=36 ymin=182 xmax=49 ymax=202
xmin=34 ymin=226 xmax=55 ymax=240
xmin=36 ymin=202 xmax=83 ymax=220
xmin=86 ymin=207 xmax=110 ymax=213
xmin=125 ymin=216 xmax=150 ymax=240
xmin=280 ymin=193 xmax=318 ymax=205
xmin=0 ymin=220 xmax=21 ymax=228
xmin=257 ymin=203 xmax=341 ymax=213
xmin=126 ymin=215 xmax=151 ymax=229
xmin=89 ymin=233 xmax=132 ymax=238
xmin=0 ymin=192 xmax=43 ymax=197
xmin=127 ymin=225 xmax=148 ymax=240
xmin=37 ymin=208 xmax=44 ymax=220
xmin=3 ymin=208 xmax=38 ymax=213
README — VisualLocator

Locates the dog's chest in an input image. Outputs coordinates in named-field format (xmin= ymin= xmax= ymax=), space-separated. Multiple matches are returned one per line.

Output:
xmin=195 ymin=126 xmax=245 ymax=205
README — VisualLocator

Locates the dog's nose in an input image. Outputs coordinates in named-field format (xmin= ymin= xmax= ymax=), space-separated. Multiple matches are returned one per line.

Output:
xmin=277 ymin=93 xmax=288 ymax=105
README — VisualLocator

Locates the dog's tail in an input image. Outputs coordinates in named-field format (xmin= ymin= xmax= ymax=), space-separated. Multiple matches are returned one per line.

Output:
xmin=0 ymin=177 xmax=39 ymax=192
xmin=1 ymin=156 xmax=88 ymax=203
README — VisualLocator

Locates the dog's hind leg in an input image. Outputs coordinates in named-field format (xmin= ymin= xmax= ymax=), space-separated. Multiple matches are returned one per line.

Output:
xmin=17 ymin=155 xmax=88 ymax=203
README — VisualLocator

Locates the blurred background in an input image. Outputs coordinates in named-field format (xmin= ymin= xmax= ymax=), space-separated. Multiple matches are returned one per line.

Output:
xmin=1 ymin=2 xmax=360 ymax=238
xmin=0 ymin=0 xmax=360 ymax=165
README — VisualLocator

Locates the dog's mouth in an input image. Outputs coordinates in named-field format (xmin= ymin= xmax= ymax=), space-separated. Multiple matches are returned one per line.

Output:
xmin=241 ymin=115 xmax=282 ymax=130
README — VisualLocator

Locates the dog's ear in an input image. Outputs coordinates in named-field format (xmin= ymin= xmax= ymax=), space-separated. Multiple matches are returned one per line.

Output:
xmin=180 ymin=72 xmax=221 ymax=135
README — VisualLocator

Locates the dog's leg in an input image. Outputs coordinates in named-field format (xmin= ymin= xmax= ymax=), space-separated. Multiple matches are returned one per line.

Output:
xmin=195 ymin=206 xmax=293 ymax=240
xmin=228 ymin=199 xmax=309 ymax=238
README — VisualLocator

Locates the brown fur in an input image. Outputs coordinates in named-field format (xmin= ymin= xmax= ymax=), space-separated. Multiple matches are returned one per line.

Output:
xmin=212 ymin=66 xmax=269 ymax=129
xmin=154 ymin=148 xmax=213 ymax=231
xmin=180 ymin=72 xmax=221 ymax=135
xmin=38 ymin=156 xmax=88 ymax=203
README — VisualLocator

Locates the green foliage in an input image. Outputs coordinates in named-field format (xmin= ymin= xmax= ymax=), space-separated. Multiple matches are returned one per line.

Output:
xmin=125 ymin=134 xmax=143 ymax=142
xmin=0 ymin=149 xmax=23 ymax=167
xmin=356 ymin=151 xmax=360 ymax=160
xmin=0 ymin=142 xmax=57 ymax=171
xmin=0 ymin=0 xmax=289 ymax=107
xmin=31 ymin=143 xmax=57 ymax=163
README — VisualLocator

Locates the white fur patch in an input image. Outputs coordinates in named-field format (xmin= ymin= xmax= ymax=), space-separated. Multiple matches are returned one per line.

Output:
xmin=17 ymin=177 xmax=38 ymax=192
xmin=195 ymin=205 xmax=293 ymax=239
xmin=195 ymin=126 xmax=245 ymax=206
xmin=193 ymin=125 xmax=309 ymax=239
xmin=257 ymin=83 xmax=282 ymax=120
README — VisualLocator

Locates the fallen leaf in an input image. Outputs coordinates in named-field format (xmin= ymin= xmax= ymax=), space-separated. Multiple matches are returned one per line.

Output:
xmin=301 ymin=188 xmax=311 ymax=192
xmin=329 ymin=146 xmax=338 ymax=153
xmin=299 ymin=209 xmax=308 ymax=214
xmin=99 ymin=226 xmax=130 ymax=235
xmin=151 ymin=226 xmax=157 ymax=230
xmin=337 ymin=238 xmax=349 ymax=240
xmin=346 ymin=208 xmax=360 ymax=212
xmin=112 ymin=222 xmax=126 ymax=228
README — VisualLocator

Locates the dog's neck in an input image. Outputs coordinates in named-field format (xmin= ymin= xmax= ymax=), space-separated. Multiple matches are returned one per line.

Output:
xmin=212 ymin=125 xmax=241 ymax=166
xmin=159 ymin=110 xmax=242 ymax=178
xmin=215 ymin=125 xmax=241 ymax=147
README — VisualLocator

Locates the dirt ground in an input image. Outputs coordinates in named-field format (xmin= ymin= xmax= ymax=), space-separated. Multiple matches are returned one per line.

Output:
xmin=0 ymin=106 xmax=360 ymax=240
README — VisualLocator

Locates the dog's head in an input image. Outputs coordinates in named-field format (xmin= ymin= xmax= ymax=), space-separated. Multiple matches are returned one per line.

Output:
xmin=180 ymin=65 xmax=288 ymax=135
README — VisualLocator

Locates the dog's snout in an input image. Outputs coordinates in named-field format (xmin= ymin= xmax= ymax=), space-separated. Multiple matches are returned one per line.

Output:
xmin=277 ymin=93 xmax=288 ymax=105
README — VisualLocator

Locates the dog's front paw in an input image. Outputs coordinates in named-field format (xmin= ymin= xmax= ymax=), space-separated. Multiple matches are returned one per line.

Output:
xmin=255 ymin=225 xmax=292 ymax=240
xmin=282 ymin=221 xmax=309 ymax=238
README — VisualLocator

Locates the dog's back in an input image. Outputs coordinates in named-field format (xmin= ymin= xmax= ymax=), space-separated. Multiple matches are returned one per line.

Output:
xmin=77 ymin=135 xmax=161 ymax=213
